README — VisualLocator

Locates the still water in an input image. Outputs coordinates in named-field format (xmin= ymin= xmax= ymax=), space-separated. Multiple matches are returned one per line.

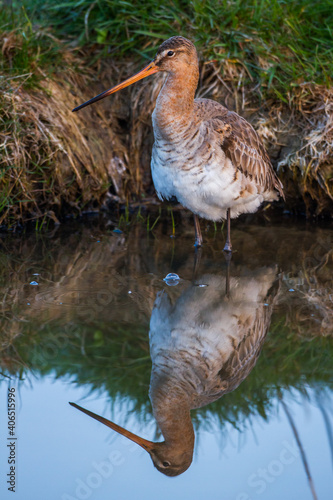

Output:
xmin=0 ymin=213 xmax=332 ymax=500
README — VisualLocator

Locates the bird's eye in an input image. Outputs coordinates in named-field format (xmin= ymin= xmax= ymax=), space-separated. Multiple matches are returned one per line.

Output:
xmin=162 ymin=461 xmax=171 ymax=467
xmin=167 ymin=51 xmax=175 ymax=57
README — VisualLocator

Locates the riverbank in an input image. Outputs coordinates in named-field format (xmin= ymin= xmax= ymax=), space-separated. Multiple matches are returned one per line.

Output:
xmin=1 ymin=0 xmax=332 ymax=227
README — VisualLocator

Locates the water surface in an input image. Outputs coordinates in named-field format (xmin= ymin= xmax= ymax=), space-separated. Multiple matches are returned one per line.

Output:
xmin=0 ymin=214 xmax=332 ymax=499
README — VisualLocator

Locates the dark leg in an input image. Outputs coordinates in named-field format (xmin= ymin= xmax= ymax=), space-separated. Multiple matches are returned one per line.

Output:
xmin=225 ymin=256 xmax=230 ymax=298
xmin=193 ymin=246 xmax=202 ymax=280
xmin=223 ymin=208 xmax=232 ymax=253
xmin=193 ymin=214 xmax=203 ymax=247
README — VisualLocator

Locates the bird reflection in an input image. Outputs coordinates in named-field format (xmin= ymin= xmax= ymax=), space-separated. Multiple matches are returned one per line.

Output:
xmin=71 ymin=266 xmax=279 ymax=476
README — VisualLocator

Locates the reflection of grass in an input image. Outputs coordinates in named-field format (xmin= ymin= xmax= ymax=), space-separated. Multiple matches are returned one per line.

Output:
xmin=1 ymin=313 xmax=332 ymax=429
xmin=0 ymin=220 xmax=331 ymax=429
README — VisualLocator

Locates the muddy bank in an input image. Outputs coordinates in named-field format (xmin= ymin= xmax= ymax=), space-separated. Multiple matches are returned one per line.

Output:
xmin=1 ymin=48 xmax=332 ymax=226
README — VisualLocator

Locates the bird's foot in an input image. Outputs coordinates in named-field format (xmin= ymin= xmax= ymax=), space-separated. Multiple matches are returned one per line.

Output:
xmin=223 ymin=240 xmax=232 ymax=264
xmin=223 ymin=241 xmax=232 ymax=253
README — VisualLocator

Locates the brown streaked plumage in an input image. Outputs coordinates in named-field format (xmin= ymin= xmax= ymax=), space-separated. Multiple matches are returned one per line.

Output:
xmin=73 ymin=36 xmax=284 ymax=252
xmin=70 ymin=267 xmax=280 ymax=476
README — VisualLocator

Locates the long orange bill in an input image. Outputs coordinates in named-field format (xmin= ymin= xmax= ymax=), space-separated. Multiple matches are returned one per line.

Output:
xmin=72 ymin=61 xmax=159 ymax=112
xmin=69 ymin=402 xmax=155 ymax=452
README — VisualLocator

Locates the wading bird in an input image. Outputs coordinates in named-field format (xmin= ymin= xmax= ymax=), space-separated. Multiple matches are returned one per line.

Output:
xmin=73 ymin=36 xmax=284 ymax=251
xmin=70 ymin=266 xmax=279 ymax=476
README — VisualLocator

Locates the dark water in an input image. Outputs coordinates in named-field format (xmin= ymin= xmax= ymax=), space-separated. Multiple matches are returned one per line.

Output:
xmin=0 ymin=213 xmax=332 ymax=500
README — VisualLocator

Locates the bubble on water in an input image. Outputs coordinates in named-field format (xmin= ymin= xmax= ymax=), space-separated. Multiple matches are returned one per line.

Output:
xmin=197 ymin=284 xmax=208 ymax=288
xmin=128 ymin=291 xmax=132 ymax=294
xmin=32 ymin=273 xmax=39 ymax=276
xmin=163 ymin=273 xmax=180 ymax=286
xmin=30 ymin=281 xmax=38 ymax=286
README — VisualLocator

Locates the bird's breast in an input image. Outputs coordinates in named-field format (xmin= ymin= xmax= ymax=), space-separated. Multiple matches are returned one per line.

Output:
xmin=151 ymin=123 xmax=239 ymax=220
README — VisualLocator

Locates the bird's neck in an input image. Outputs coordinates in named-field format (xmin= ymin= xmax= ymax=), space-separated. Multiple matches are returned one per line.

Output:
xmin=150 ymin=376 xmax=195 ymax=448
xmin=153 ymin=68 xmax=199 ymax=138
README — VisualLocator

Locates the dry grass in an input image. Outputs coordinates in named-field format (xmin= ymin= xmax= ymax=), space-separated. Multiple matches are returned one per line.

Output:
xmin=277 ymin=85 xmax=333 ymax=214
xmin=0 ymin=34 xmax=129 ymax=226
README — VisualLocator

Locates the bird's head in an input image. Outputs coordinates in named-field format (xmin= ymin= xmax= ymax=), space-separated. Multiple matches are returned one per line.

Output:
xmin=69 ymin=402 xmax=193 ymax=477
xmin=72 ymin=36 xmax=197 ymax=112
xmin=153 ymin=36 xmax=198 ymax=74
xmin=149 ymin=441 xmax=193 ymax=476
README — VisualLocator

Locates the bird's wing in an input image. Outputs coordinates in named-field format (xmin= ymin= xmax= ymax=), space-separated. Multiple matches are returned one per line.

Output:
xmin=217 ymin=301 xmax=272 ymax=393
xmin=217 ymin=273 xmax=281 ymax=394
xmin=213 ymin=112 xmax=284 ymax=197
xmin=196 ymin=99 xmax=284 ymax=198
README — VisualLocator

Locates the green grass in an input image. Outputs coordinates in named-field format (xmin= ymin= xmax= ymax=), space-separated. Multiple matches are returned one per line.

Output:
xmin=0 ymin=4 xmax=67 ymax=87
xmin=6 ymin=0 xmax=332 ymax=97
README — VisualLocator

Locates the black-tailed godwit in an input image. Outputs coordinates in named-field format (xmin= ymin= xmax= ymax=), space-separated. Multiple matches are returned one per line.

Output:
xmin=73 ymin=36 xmax=284 ymax=251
